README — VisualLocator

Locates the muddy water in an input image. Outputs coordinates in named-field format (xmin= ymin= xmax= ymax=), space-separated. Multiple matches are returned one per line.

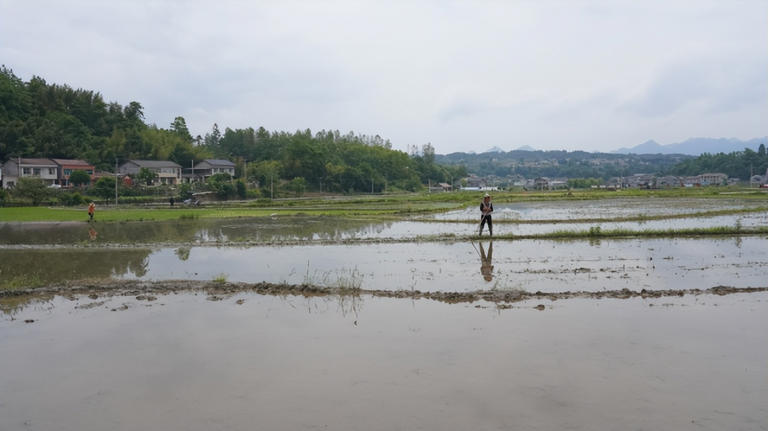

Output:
xmin=1 ymin=210 xmax=766 ymax=245
xmin=1 ymin=291 xmax=766 ymax=430
xmin=3 ymin=237 xmax=766 ymax=293
xmin=429 ymin=198 xmax=768 ymax=221
xmin=0 ymin=216 xmax=391 ymax=245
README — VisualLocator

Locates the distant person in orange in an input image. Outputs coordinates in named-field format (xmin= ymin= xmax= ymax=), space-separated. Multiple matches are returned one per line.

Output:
xmin=88 ymin=202 xmax=95 ymax=222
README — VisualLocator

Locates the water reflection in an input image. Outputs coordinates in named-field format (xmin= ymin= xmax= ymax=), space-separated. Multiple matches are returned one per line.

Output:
xmin=474 ymin=241 xmax=494 ymax=282
xmin=0 ymin=216 xmax=394 ymax=245
xmin=3 ymin=237 xmax=766 ymax=295
xmin=0 ymin=248 xmax=152 ymax=290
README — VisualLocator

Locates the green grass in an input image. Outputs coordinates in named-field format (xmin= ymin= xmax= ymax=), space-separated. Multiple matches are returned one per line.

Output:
xmin=2 ymin=187 xmax=766 ymax=223
xmin=428 ymin=206 xmax=768 ymax=224
xmin=487 ymin=225 xmax=768 ymax=241
xmin=0 ymin=204 xmax=455 ymax=222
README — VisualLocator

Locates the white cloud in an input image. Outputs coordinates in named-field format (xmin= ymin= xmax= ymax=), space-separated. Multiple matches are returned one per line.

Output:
xmin=1 ymin=0 xmax=766 ymax=153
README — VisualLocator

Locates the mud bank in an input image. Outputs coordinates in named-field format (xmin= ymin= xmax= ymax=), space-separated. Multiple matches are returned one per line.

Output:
xmin=3 ymin=279 xmax=767 ymax=308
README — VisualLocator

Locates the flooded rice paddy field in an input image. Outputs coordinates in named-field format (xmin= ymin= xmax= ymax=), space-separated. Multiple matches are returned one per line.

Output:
xmin=428 ymin=197 xmax=768 ymax=221
xmin=2 ymin=237 xmax=767 ymax=293
xmin=1 ymin=210 xmax=767 ymax=245
xmin=2 ymin=196 xmax=767 ymax=430
xmin=1 ymin=290 xmax=767 ymax=430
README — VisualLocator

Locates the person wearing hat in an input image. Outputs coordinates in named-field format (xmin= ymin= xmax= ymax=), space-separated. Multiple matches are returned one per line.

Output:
xmin=479 ymin=193 xmax=493 ymax=236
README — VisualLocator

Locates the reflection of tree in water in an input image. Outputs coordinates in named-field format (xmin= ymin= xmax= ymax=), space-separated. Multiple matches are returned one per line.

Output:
xmin=0 ymin=220 xmax=208 ymax=245
xmin=0 ymin=248 xmax=152 ymax=289
xmin=0 ymin=294 xmax=54 ymax=317
xmin=216 ymin=216 xmax=392 ymax=242
xmin=175 ymin=247 xmax=191 ymax=261
xmin=0 ymin=217 xmax=392 ymax=245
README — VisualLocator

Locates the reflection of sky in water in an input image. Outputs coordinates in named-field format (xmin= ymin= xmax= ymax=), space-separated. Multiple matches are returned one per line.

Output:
xmin=1 ymin=201 xmax=766 ymax=245
xmin=359 ymin=213 xmax=767 ymax=238
xmin=2 ymin=293 xmax=767 ymax=431
xmin=112 ymin=237 xmax=768 ymax=294
xmin=426 ymin=198 xmax=768 ymax=221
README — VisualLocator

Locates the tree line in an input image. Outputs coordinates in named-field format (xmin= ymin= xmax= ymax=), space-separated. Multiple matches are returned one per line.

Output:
xmin=0 ymin=66 xmax=465 ymax=194
xmin=667 ymin=145 xmax=768 ymax=180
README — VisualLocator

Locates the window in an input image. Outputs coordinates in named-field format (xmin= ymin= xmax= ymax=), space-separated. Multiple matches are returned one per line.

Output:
xmin=48 ymin=168 xmax=56 ymax=175
xmin=33 ymin=168 xmax=41 ymax=175
xmin=23 ymin=168 xmax=31 ymax=175
xmin=64 ymin=169 xmax=72 ymax=176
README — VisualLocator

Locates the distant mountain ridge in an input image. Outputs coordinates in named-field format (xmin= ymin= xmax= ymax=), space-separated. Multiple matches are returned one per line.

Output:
xmin=614 ymin=137 xmax=767 ymax=156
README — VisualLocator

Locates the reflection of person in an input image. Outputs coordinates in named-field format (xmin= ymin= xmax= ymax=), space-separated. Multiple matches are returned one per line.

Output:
xmin=88 ymin=202 xmax=96 ymax=222
xmin=479 ymin=193 xmax=493 ymax=236
xmin=88 ymin=227 xmax=98 ymax=241
xmin=479 ymin=241 xmax=494 ymax=281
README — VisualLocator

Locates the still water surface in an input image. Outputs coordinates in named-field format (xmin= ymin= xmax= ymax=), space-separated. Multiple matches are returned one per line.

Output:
xmin=1 ymin=292 xmax=766 ymax=430
xmin=2 ymin=237 xmax=765 ymax=293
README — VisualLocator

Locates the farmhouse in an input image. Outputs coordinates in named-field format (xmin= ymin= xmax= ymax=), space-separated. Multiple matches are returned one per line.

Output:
xmin=119 ymin=160 xmax=182 ymax=185
xmin=1 ymin=158 xmax=58 ymax=189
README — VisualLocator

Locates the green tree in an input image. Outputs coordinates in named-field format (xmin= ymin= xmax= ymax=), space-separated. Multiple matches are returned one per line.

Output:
xmin=13 ymin=177 xmax=49 ymax=205
xmin=69 ymin=170 xmax=91 ymax=187
xmin=137 ymin=167 xmax=158 ymax=185
xmin=235 ymin=180 xmax=246 ymax=199
xmin=93 ymin=176 xmax=116 ymax=201
xmin=170 ymin=116 xmax=192 ymax=143
xmin=289 ymin=177 xmax=307 ymax=197
xmin=178 ymin=183 xmax=193 ymax=201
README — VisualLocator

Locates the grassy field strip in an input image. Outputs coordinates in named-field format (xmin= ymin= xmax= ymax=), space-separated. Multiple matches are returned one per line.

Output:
xmin=0 ymin=205 xmax=452 ymax=222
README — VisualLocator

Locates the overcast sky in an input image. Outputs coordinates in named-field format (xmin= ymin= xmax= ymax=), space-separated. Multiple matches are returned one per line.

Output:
xmin=1 ymin=0 xmax=766 ymax=154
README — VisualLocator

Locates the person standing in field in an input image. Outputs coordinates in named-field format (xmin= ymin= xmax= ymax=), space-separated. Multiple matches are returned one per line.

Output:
xmin=479 ymin=193 xmax=493 ymax=236
xmin=88 ymin=202 xmax=95 ymax=222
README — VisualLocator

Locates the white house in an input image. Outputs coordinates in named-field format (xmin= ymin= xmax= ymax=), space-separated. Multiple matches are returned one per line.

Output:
xmin=119 ymin=160 xmax=182 ymax=185
xmin=1 ymin=158 xmax=59 ymax=189
xmin=183 ymin=159 xmax=236 ymax=183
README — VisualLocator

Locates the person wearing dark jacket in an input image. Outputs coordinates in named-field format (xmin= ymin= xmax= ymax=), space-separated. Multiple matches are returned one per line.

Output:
xmin=479 ymin=193 xmax=493 ymax=236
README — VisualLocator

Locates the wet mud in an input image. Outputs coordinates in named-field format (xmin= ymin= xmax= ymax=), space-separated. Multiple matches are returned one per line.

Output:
xmin=2 ymin=278 xmax=767 ymax=315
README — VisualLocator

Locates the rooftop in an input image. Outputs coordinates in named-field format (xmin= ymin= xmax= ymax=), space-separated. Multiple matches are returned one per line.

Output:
xmin=126 ymin=160 xmax=182 ymax=168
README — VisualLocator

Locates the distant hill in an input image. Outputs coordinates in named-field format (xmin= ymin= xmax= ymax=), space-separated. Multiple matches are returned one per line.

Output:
xmin=435 ymin=149 xmax=691 ymax=180
xmin=515 ymin=145 xmax=536 ymax=151
xmin=615 ymin=137 xmax=768 ymax=155
xmin=483 ymin=146 xmax=505 ymax=153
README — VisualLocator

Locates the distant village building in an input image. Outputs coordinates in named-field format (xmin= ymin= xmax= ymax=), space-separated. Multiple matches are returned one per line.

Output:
xmin=119 ymin=160 xmax=182 ymax=185
xmin=656 ymin=176 xmax=681 ymax=188
xmin=534 ymin=177 xmax=549 ymax=190
xmin=625 ymin=174 xmax=654 ymax=189
xmin=183 ymin=159 xmax=237 ymax=183
xmin=697 ymin=173 xmax=727 ymax=186
xmin=1 ymin=158 xmax=59 ymax=189
xmin=51 ymin=159 xmax=95 ymax=187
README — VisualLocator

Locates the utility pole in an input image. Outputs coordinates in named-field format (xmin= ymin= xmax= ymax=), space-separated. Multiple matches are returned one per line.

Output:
xmin=371 ymin=174 xmax=374 ymax=194
xmin=114 ymin=157 xmax=118 ymax=206
xmin=270 ymin=175 xmax=274 ymax=199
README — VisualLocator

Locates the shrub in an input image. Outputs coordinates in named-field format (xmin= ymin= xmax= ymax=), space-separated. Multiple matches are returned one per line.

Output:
xmin=13 ymin=177 xmax=49 ymax=205
xmin=236 ymin=180 xmax=246 ymax=199
xmin=178 ymin=183 xmax=193 ymax=201
xmin=59 ymin=191 xmax=85 ymax=206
